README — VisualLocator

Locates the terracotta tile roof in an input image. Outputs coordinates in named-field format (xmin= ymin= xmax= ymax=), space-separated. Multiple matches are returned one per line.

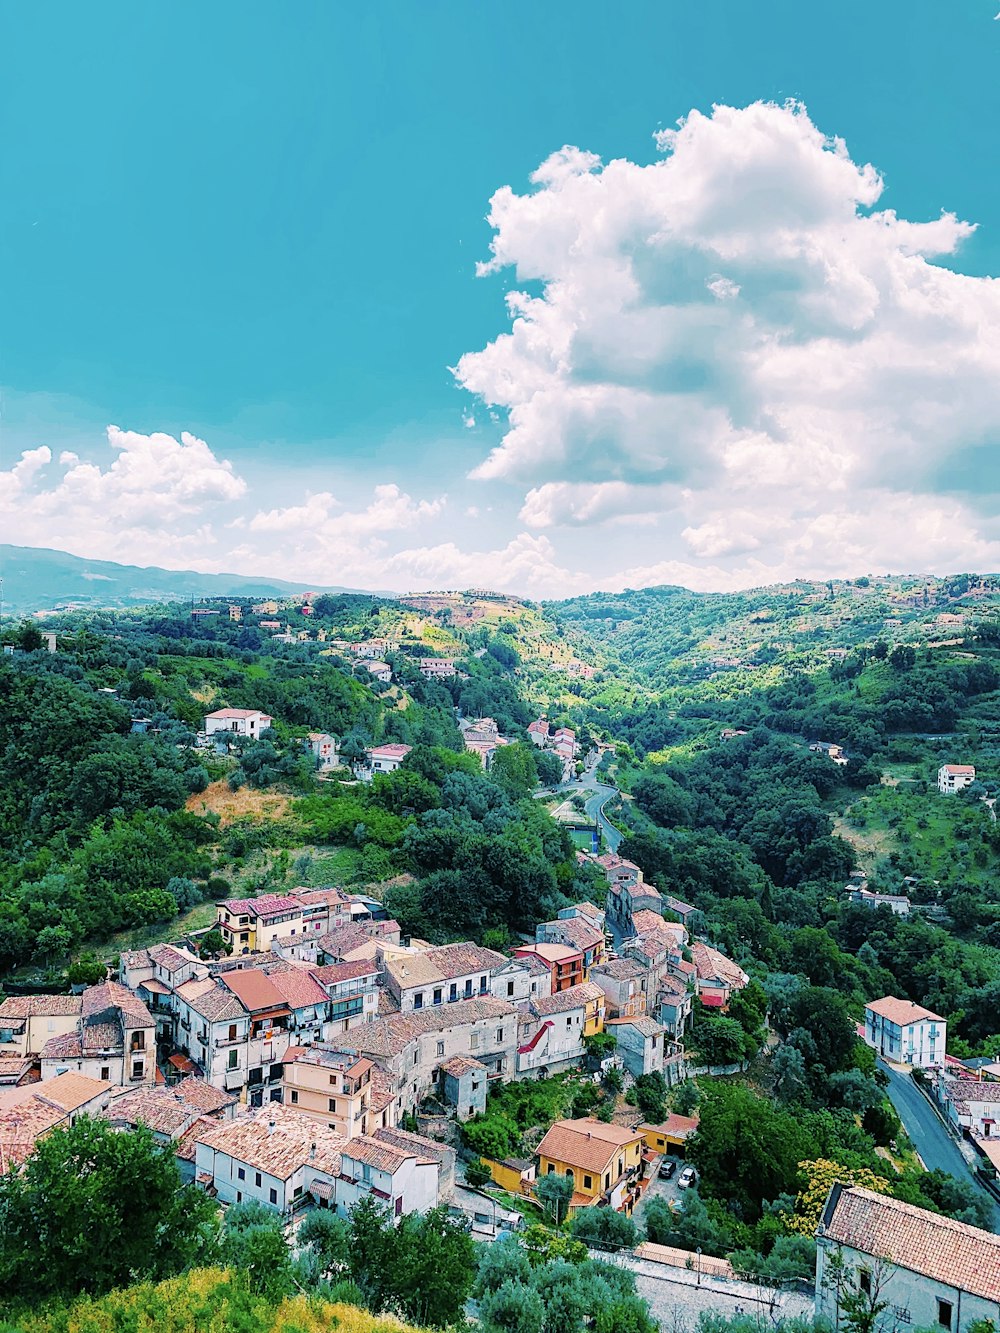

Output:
xmin=174 ymin=1077 xmax=236 ymax=1113
xmin=689 ymin=942 xmax=749 ymax=990
xmin=195 ymin=1105 xmax=344 ymax=1180
xmin=440 ymin=1055 xmax=486 ymax=1078
xmin=82 ymin=981 xmax=154 ymax=1028
xmin=821 ymin=1185 xmax=1000 ymax=1301
xmin=264 ymin=968 xmax=328 ymax=1011
xmin=180 ymin=980 xmax=247 ymax=1023
xmin=0 ymin=1093 xmax=65 ymax=1173
xmin=221 ymin=969 xmax=289 ymax=1014
xmin=175 ymin=1115 xmax=219 ymax=1161
xmin=219 ymin=893 xmax=302 ymax=919
xmin=81 ymin=1021 xmax=123 ymax=1053
xmin=531 ymin=982 xmax=605 ymax=1017
xmin=318 ymin=923 xmax=387 ymax=959
xmin=536 ymin=1117 xmax=644 ymax=1174
xmin=543 ymin=918 xmax=604 ymax=951
xmin=310 ymin=960 xmax=379 ymax=988
xmin=138 ymin=977 xmax=172 ymax=996
xmin=148 ymin=943 xmax=198 ymax=972
xmin=515 ymin=942 xmax=582 ymax=964
xmin=40 ymin=1031 xmax=83 ymax=1059
xmin=384 ymin=943 xmax=506 ymax=991
xmin=592 ymin=958 xmax=646 ymax=982
xmin=368 ymin=1068 xmax=396 ymax=1115
xmin=105 ymin=1086 xmax=195 ymax=1136
xmin=641 ymin=1113 xmax=699 ymax=1139
xmin=342 ymin=1135 xmax=422 ymax=1173
xmin=342 ymin=997 xmax=516 ymax=1059
xmin=865 ymin=995 xmax=945 ymax=1026
xmin=368 ymin=744 xmax=412 ymax=760
xmin=631 ymin=910 xmax=674 ymax=937
xmin=944 ymin=1080 xmax=1000 ymax=1110
xmin=607 ymin=1016 xmax=664 ymax=1039
xmin=119 ymin=949 xmax=152 ymax=970
xmin=513 ymin=952 xmax=552 ymax=978
xmin=372 ymin=1124 xmax=453 ymax=1168
xmin=0 ymin=994 xmax=82 ymax=1019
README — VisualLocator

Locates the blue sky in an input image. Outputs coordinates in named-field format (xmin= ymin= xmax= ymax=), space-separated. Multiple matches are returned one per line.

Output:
xmin=3 ymin=2 xmax=1000 ymax=595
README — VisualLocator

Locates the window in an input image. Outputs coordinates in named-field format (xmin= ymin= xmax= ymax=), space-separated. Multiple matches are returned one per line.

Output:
xmin=470 ymin=1032 xmax=479 ymax=1051
xmin=228 ymin=1023 xmax=237 ymax=1041
xmin=414 ymin=992 xmax=424 ymax=1010
xmin=437 ymin=1041 xmax=445 ymax=1057
xmin=584 ymin=1175 xmax=592 ymax=1190
xmin=604 ymin=1173 xmax=610 ymax=1190
xmin=449 ymin=984 xmax=458 ymax=1002
xmin=507 ymin=981 xmax=515 ymax=997
xmin=496 ymin=1027 xmax=504 ymax=1043
xmin=937 ymin=1301 xmax=953 ymax=1331
xmin=101 ymin=1066 xmax=110 ymax=1080
xmin=859 ymin=1271 xmax=872 ymax=1296
xmin=329 ymin=1098 xmax=337 ymax=1112
xmin=566 ymin=1017 xmax=572 ymax=1029
xmin=237 ymin=1167 xmax=246 ymax=1180
xmin=269 ymin=1188 xmax=278 ymax=1205
xmin=131 ymin=1061 xmax=143 ymax=1080
xmin=547 ymin=1164 xmax=555 ymax=1174
xmin=433 ymin=988 xmax=442 ymax=1005
xmin=329 ymin=1074 xmax=338 ymax=1087
xmin=228 ymin=1050 xmax=239 ymax=1069
xmin=290 ymin=1090 xmax=299 ymax=1104
xmin=236 ymin=1190 xmax=242 ymax=1202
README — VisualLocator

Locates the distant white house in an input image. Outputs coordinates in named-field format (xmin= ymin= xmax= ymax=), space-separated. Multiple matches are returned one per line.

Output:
xmin=306 ymin=733 xmax=340 ymax=770
xmin=419 ymin=659 xmax=457 ymax=679
xmin=204 ymin=708 xmax=274 ymax=739
xmin=846 ymin=885 xmax=911 ymax=917
xmin=938 ymin=764 xmax=976 ymax=794
xmin=366 ymin=661 xmax=393 ymax=684
xmin=863 ymin=996 xmax=946 ymax=1068
xmin=359 ymin=744 xmax=412 ymax=780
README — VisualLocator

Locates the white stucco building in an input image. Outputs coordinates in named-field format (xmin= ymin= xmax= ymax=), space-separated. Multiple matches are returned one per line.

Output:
xmin=938 ymin=764 xmax=976 ymax=794
xmin=204 ymin=708 xmax=274 ymax=739
xmin=864 ymin=996 xmax=946 ymax=1068
xmin=816 ymin=1184 xmax=1000 ymax=1333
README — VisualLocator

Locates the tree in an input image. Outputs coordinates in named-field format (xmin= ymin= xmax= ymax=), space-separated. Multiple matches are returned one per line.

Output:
xmin=220 ymin=1202 xmax=294 ymax=1299
xmin=0 ymin=1118 xmax=219 ymax=1307
xmin=633 ymin=1072 xmax=668 ymax=1124
xmin=673 ymin=1081 xmax=701 ymax=1116
xmin=569 ymin=1207 xmax=639 ymax=1250
xmin=465 ymin=1157 xmax=493 ymax=1188
xmin=788 ymin=1160 xmax=891 ymax=1235
xmin=479 ymin=1279 xmax=547 ymax=1333
xmin=536 ymin=1171 xmax=575 ymax=1226
xmin=297 ymin=1209 xmax=350 ymax=1276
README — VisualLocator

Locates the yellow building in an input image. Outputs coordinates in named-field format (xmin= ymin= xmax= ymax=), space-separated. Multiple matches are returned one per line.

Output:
xmin=484 ymin=1155 xmax=536 ymax=1193
xmin=640 ymin=1113 xmax=699 ymax=1154
xmin=280 ymin=1046 xmax=396 ymax=1138
xmin=0 ymin=994 xmax=83 ymax=1058
xmin=535 ymin=1117 xmax=644 ymax=1211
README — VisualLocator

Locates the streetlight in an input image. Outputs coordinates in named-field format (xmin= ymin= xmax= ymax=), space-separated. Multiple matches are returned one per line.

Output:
xmin=696 ymin=1247 xmax=702 ymax=1288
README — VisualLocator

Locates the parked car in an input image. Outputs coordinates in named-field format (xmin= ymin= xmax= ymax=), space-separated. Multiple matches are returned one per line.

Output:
xmin=677 ymin=1166 xmax=698 ymax=1190
xmin=659 ymin=1159 xmax=676 ymax=1179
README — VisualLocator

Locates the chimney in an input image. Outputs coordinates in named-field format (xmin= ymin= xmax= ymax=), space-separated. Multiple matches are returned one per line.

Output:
xmin=310 ymin=1141 xmax=317 ymax=1159
xmin=268 ymin=1118 xmax=276 ymax=1135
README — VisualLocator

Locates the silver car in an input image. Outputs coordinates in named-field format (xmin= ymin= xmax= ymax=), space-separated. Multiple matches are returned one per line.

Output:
xmin=677 ymin=1166 xmax=698 ymax=1190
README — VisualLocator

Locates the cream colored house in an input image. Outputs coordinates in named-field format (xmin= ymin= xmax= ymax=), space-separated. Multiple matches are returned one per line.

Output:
xmin=0 ymin=995 xmax=83 ymax=1058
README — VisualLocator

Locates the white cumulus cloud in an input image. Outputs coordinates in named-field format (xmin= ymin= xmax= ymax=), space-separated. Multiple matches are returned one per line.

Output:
xmin=454 ymin=100 xmax=1000 ymax=587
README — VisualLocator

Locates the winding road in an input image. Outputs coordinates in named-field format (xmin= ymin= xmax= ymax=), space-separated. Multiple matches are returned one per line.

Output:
xmin=879 ymin=1059 xmax=998 ymax=1229
xmin=551 ymin=762 xmax=624 ymax=853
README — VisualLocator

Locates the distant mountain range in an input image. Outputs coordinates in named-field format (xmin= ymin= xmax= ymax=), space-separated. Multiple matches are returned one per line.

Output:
xmin=0 ymin=545 xmax=377 ymax=617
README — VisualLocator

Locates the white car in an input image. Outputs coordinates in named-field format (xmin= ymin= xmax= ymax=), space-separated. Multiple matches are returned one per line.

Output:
xmin=677 ymin=1166 xmax=698 ymax=1190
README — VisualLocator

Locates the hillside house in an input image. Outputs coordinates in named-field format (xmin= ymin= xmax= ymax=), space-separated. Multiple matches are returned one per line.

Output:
xmin=310 ymin=960 xmax=381 ymax=1033
xmin=606 ymin=1015 xmax=669 ymax=1078
xmin=279 ymin=1045 xmax=392 ymax=1137
xmin=306 ymin=733 xmax=340 ymax=770
xmin=864 ymin=996 xmax=946 ymax=1068
xmin=359 ymin=743 xmax=412 ymax=780
xmin=419 ymin=659 xmax=457 ymax=679
xmin=0 ymin=1073 xmax=114 ymax=1174
xmin=535 ymin=915 xmax=605 ymax=973
xmin=590 ymin=957 xmax=650 ymax=1020
xmin=936 ymin=1075 xmax=1000 ymax=1140
xmin=815 ymin=1185 xmax=1000 ymax=1333
xmin=536 ymin=1118 xmax=644 ymax=1213
xmin=688 ymin=942 xmax=750 ymax=1009
xmin=846 ymin=885 xmax=911 ymax=916
xmin=938 ymin=764 xmax=976 ymax=794
xmin=204 ymin=708 xmax=274 ymax=739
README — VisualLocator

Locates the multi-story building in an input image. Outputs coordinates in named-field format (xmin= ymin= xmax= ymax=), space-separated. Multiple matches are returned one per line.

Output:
xmin=216 ymin=894 xmax=306 ymax=954
xmin=341 ymin=997 xmax=518 ymax=1115
xmin=535 ymin=915 xmax=605 ymax=974
xmin=39 ymin=983 xmax=155 ymax=1087
xmin=0 ymin=995 xmax=83 ymax=1058
xmin=382 ymin=943 xmax=506 ymax=1013
xmin=311 ymin=960 xmax=381 ymax=1033
xmin=203 ymin=708 xmax=274 ymax=739
xmin=279 ymin=1045 xmax=384 ymax=1137
xmin=938 ymin=764 xmax=976 ymax=794
xmin=516 ymin=982 xmax=605 ymax=1077
xmin=194 ymin=1106 xmax=345 ymax=1214
xmin=513 ymin=942 xmax=585 ymax=993
xmin=863 ymin=997 xmax=947 ymax=1068
xmin=590 ymin=958 xmax=650 ymax=1019
xmin=535 ymin=1118 xmax=645 ymax=1213
xmin=816 ymin=1184 xmax=1000 ymax=1333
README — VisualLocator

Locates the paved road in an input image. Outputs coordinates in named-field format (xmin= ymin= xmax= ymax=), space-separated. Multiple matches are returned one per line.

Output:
xmin=551 ymin=761 xmax=623 ymax=853
xmin=880 ymin=1060 xmax=998 ymax=1228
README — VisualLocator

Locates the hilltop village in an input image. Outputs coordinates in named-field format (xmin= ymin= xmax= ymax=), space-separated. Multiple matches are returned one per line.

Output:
xmin=2 ymin=578 xmax=1000 ymax=1328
